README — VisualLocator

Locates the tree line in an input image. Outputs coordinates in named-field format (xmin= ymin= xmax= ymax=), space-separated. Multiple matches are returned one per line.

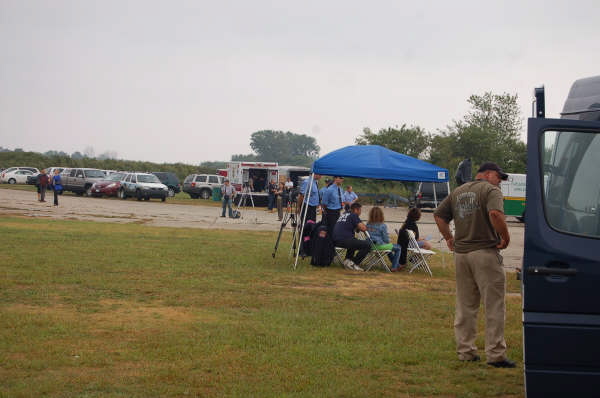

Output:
xmin=0 ymin=151 xmax=218 ymax=182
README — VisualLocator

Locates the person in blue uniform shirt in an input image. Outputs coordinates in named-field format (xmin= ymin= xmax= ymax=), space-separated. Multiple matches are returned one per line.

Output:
xmin=321 ymin=176 xmax=345 ymax=231
xmin=342 ymin=185 xmax=358 ymax=211
xmin=298 ymin=174 xmax=322 ymax=223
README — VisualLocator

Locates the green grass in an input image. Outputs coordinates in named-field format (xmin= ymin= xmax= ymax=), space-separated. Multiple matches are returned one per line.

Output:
xmin=0 ymin=217 xmax=523 ymax=397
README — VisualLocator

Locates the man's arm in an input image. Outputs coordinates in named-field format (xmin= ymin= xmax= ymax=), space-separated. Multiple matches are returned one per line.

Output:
xmin=356 ymin=222 xmax=367 ymax=232
xmin=434 ymin=215 xmax=454 ymax=251
xmin=489 ymin=210 xmax=510 ymax=249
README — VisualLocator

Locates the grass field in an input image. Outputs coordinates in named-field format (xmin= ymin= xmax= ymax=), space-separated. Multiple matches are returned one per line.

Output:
xmin=0 ymin=217 xmax=524 ymax=397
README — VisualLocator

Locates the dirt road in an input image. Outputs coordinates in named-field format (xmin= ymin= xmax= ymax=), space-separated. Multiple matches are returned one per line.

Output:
xmin=0 ymin=188 xmax=524 ymax=270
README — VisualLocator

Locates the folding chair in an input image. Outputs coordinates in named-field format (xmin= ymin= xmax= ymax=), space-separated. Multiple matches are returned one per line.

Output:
xmin=406 ymin=230 xmax=434 ymax=276
xmin=358 ymin=231 xmax=392 ymax=272
xmin=333 ymin=246 xmax=346 ymax=266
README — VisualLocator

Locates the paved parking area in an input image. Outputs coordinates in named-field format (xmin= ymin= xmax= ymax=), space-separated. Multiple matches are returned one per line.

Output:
xmin=0 ymin=188 xmax=524 ymax=270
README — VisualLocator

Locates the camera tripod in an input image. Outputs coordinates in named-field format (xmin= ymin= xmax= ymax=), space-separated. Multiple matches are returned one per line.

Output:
xmin=271 ymin=199 xmax=300 ymax=259
xmin=234 ymin=184 xmax=256 ymax=222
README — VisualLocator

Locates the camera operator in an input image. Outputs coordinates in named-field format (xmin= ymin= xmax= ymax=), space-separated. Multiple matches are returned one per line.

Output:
xmin=298 ymin=174 xmax=322 ymax=223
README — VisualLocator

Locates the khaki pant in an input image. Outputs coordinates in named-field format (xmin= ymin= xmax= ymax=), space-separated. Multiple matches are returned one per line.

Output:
xmin=454 ymin=248 xmax=507 ymax=362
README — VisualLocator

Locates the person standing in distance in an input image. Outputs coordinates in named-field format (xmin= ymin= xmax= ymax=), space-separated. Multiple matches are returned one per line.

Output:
xmin=298 ymin=174 xmax=321 ymax=223
xmin=220 ymin=179 xmax=236 ymax=218
xmin=37 ymin=169 xmax=49 ymax=202
xmin=434 ymin=162 xmax=515 ymax=368
xmin=51 ymin=169 xmax=62 ymax=206
xmin=321 ymin=176 xmax=344 ymax=232
xmin=342 ymin=185 xmax=358 ymax=212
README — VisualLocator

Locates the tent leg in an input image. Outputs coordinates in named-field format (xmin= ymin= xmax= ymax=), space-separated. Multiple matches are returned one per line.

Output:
xmin=293 ymin=173 xmax=314 ymax=270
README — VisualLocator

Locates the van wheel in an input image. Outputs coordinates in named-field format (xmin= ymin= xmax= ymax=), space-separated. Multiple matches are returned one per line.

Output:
xmin=119 ymin=189 xmax=127 ymax=200
xmin=200 ymin=189 xmax=211 ymax=200
xmin=85 ymin=186 xmax=93 ymax=197
xmin=75 ymin=192 xmax=83 ymax=196
xmin=144 ymin=197 xmax=149 ymax=201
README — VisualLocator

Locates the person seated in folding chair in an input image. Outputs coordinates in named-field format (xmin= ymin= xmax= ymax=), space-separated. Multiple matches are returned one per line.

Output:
xmin=397 ymin=207 xmax=432 ymax=267
xmin=366 ymin=206 xmax=403 ymax=271
xmin=332 ymin=202 xmax=370 ymax=272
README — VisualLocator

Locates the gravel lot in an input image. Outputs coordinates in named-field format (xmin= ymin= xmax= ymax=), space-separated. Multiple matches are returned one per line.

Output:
xmin=0 ymin=188 xmax=524 ymax=270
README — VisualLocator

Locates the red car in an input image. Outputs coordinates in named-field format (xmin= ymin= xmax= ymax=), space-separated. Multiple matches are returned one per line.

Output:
xmin=89 ymin=172 xmax=127 ymax=197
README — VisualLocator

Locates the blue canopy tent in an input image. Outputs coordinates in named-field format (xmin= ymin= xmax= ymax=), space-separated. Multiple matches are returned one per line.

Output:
xmin=293 ymin=145 xmax=449 ymax=269
xmin=311 ymin=145 xmax=449 ymax=182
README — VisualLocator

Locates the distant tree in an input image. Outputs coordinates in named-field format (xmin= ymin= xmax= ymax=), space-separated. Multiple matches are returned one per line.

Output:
xmin=14 ymin=148 xmax=23 ymax=152
xmin=71 ymin=151 xmax=84 ymax=159
xmin=83 ymin=146 xmax=95 ymax=158
xmin=430 ymin=92 xmax=526 ymax=176
xmin=0 ymin=147 xmax=9 ymax=153
xmin=231 ymin=153 xmax=259 ymax=162
xmin=97 ymin=150 xmax=118 ymax=160
xmin=234 ymin=130 xmax=319 ymax=166
xmin=200 ymin=161 xmax=228 ymax=169
xmin=355 ymin=125 xmax=431 ymax=158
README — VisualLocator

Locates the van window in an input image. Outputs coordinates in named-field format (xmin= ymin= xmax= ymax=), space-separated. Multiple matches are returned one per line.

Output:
xmin=542 ymin=130 xmax=600 ymax=238
xmin=195 ymin=175 xmax=207 ymax=183
xmin=208 ymin=176 xmax=219 ymax=184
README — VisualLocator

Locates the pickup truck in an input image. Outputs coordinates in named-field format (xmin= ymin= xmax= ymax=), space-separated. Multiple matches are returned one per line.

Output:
xmin=60 ymin=168 xmax=107 ymax=196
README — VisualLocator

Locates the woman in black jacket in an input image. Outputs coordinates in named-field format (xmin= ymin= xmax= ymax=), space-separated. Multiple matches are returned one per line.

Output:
xmin=397 ymin=207 xmax=433 ymax=267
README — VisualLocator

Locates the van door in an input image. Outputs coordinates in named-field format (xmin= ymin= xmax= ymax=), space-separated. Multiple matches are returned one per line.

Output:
xmin=523 ymin=118 xmax=600 ymax=397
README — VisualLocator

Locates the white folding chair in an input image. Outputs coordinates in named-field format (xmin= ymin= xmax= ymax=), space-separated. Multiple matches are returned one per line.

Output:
xmin=358 ymin=231 xmax=392 ymax=273
xmin=406 ymin=230 xmax=434 ymax=276
xmin=333 ymin=246 xmax=346 ymax=266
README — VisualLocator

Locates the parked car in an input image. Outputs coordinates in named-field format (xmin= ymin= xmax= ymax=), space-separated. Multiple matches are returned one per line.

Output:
xmin=1 ymin=167 xmax=40 ymax=183
xmin=1 ymin=169 xmax=35 ymax=184
xmin=152 ymin=172 xmax=181 ymax=197
xmin=89 ymin=172 xmax=128 ymax=197
xmin=118 ymin=173 xmax=168 ymax=201
xmin=182 ymin=174 xmax=223 ymax=199
xmin=411 ymin=182 xmax=449 ymax=209
xmin=60 ymin=168 xmax=107 ymax=196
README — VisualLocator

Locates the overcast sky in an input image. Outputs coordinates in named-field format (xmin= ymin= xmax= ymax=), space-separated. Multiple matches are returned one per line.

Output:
xmin=1 ymin=0 xmax=598 ymax=164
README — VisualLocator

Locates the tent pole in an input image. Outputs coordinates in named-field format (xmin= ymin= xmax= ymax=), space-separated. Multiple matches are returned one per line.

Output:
xmin=433 ymin=182 xmax=438 ymax=208
xmin=293 ymin=172 xmax=314 ymax=270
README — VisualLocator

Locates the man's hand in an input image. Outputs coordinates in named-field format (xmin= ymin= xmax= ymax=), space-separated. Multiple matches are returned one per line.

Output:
xmin=489 ymin=210 xmax=510 ymax=250
xmin=445 ymin=236 xmax=455 ymax=251
xmin=496 ymin=235 xmax=510 ymax=249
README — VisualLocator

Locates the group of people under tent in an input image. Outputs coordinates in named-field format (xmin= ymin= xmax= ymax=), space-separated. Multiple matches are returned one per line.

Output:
xmin=296 ymin=174 xmax=432 ymax=272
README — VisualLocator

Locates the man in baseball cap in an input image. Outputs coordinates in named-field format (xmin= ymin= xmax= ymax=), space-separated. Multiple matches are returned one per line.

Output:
xmin=433 ymin=161 xmax=515 ymax=368
xmin=477 ymin=162 xmax=509 ymax=181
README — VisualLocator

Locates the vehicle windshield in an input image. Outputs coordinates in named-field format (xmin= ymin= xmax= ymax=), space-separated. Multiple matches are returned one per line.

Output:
xmin=137 ymin=174 xmax=161 ymax=183
xmin=85 ymin=170 xmax=106 ymax=178
xmin=543 ymin=130 xmax=600 ymax=238
xmin=108 ymin=173 xmax=126 ymax=181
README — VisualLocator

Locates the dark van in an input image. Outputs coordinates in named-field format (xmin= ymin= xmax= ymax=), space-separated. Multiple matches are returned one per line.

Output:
xmin=411 ymin=182 xmax=449 ymax=209
xmin=151 ymin=172 xmax=181 ymax=197
xmin=523 ymin=75 xmax=600 ymax=397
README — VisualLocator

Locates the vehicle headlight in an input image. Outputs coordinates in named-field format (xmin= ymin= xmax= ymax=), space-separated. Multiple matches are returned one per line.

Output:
xmin=107 ymin=183 xmax=116 ymax=188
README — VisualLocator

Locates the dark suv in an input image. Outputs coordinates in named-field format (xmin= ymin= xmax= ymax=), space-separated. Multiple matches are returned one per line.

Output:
xmin=152 ymin=172 xmax=181 ymax=197
xmin=411 ymin=182 xmax=449 ymax=208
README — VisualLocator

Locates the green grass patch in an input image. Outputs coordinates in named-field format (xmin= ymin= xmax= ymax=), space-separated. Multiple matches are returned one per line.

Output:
xmin=0 ymin=217 xmax=523 ymax=397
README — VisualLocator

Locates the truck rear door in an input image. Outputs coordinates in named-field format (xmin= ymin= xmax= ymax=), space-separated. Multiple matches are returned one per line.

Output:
xmin=523 ymin=118 xmax=600 ymax=397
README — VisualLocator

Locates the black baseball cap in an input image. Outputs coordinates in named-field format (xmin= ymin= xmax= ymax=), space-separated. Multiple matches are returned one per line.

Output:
xmin=477 ymin=162 xmax=508 ymax=180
